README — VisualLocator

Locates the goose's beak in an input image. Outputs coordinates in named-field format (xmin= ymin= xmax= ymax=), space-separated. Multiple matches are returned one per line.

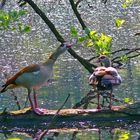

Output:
xmin=66 ymin=43 xmax=72 ymax=48
xmin=63 ymin=42 xmax=72 ymax=48
xmin=66 ymin=44 xmax=71 ymax=48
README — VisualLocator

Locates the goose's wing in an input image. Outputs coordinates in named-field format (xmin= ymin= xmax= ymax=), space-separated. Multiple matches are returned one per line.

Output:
xmin=3 ymin=64 xmax=40 ymax=87
xmin=94 ymin=67 xmax=107 ymax=76
xmin=105 ymin=67 xmax=118 ymax=75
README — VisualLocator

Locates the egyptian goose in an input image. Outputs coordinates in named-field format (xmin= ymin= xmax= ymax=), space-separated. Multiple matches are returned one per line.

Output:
xmin=1 ymin=43 xmax=71 ymax=115
xmin=89 ymin=55 xmax=122 ymax=109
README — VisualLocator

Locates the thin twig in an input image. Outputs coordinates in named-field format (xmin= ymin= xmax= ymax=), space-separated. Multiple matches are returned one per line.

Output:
xmin=35 ymin=94 xmax=70 ymax=140
xmin=75 ymin=0 xmax=83 ymax=7
xmin=88 ymin=48 xmax=140 ymax=62
xmin=69 ymin=0 xmax=87 ymax=30
xmin=11 ymin=90 xmax=21 ymax=110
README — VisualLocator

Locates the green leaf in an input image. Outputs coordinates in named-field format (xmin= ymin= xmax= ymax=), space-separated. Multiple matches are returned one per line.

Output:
xmin=104 ymin=35 xmax=112 ymax=43
xmin=89 ymin=30 xmax=96 ymax=38
xmin=102 ymin=50 xmax=111 ymax=55
xmin=11 ymin=26 xmax=16 ymax=31
xmin=115 ymin=18 xmax=125 ymax=28
xmin=100 ymin=33 xmax=105 ymax=40
xmin=18 ymin=23 xmax=22 ymax=31
xmin=100 ymin=33 xmax=112 ymax=42
xmin=123 ymin=98 xmax=130 ymax=103
xmin=86 ymin=39 xmax=93 ymax=47
xmin=70 ymin=26 xmax=77 ymax=37
xmin=120 ymin=55 xmax=128 ymax=61
xmin=9 ymin=10 xmax=18 ymax=20
xmin=121 ymin=3 xmax=127 ymax=8
xmin=0 ymin=9 xmax=29 ymax=32
xmin=78 ymin=36 xmax=85 ymax=42
xmin=84 ymin=27 xmax=90 ymax=35
xmin=95 ymin=40 xmax=102 ymax=47
xmin=23 ymin=25 xmax=30 ymax=32
xmin=3 ymin=14 xmax=9 ymax=21
xmin=18 ymin=10 xmax=27 ymax=16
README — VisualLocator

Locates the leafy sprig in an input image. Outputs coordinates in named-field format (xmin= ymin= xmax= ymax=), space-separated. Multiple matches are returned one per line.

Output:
xmin=0 ymin=9 xmax=30 ymax=33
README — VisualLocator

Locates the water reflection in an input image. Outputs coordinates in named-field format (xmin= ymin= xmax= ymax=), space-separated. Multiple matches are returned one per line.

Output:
xmin=0 ymin=127 xmax=140 ymax=140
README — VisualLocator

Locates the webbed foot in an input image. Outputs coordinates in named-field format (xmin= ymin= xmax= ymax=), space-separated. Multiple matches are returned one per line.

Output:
xmin=33 ymin=108 xmax=48 ymax=115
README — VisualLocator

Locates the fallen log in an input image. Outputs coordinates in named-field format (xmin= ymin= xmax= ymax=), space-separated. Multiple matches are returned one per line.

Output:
xmin=0 ymin=103 xmax=140 ymax=123
xmin=0 ymin=102 xmax=140 ymax=131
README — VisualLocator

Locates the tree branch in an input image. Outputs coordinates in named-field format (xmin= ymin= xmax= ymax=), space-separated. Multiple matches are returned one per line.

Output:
xmin=68 ymin=48 xmax=97 ymax=73
xmin=112 ymin=48 xmax=140 ymax=61
xmin=88 ymin=48 xmax=140 ymax=68
xmin=75 ymin=0 xmax=83 ymax=8
xmin=69 ymin=0 xmax=87 ymax=30
xmin=19 ymin=0 xmax=96 ymax=73
xmin=22 ymin=0 xmax=65 ymax=43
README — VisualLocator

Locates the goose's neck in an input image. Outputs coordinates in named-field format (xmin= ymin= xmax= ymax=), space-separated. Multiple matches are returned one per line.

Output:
xmin=43 ymin=51 xmax=61 ymax=65
xmin=103 ymin=59 xmax=111 ymax=67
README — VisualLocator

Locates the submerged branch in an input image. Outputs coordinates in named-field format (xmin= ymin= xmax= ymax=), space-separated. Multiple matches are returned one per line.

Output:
xmin=38 ymin=94 xmax=70 ymax=140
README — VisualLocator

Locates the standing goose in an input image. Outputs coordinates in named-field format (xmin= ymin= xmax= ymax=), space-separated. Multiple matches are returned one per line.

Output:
xmin=89 ymin=55 xmax=122 ymax=109
xmin=1 ymin=43 xmax=71 ymax=115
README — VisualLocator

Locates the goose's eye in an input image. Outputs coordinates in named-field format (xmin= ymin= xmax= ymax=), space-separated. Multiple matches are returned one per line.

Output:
xmin=100 ymin=56 xmax=106 ymax=59
xmin=60 ymin=44 xmax=64 ymax=47
xmin=100 ymin=69 xmax=106 ymax=71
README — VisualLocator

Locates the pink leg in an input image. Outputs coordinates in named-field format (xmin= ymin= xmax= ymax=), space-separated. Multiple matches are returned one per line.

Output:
xmin=32 ymin=89 xmax=46 ymax=115
xmin=33 ymin=90 xmax=38 ymax=108
xmin=97 ymin=92 xmax=101 ymax=109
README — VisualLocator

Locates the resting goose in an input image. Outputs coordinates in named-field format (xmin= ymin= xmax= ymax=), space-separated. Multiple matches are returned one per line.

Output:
xmin=89 ymin=55 xmax=122 ymax=109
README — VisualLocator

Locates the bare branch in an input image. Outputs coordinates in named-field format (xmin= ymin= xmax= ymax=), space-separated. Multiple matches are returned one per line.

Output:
xmin=88 ymin=48 xmax=140 ymax=68
xmin=112 ymin=48 xmax=140 ymax=61
xmin=36 ymin=94 xmax=70 ymax=140
xmin=21 ymin=0 xmax=65 ymax=43
xmin=75 ymin=0 xmax=83 ymax=8
xmin=69 ymin=0 xmax=87 ymax=30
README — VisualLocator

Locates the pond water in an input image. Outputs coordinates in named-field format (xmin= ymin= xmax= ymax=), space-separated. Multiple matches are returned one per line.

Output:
xmin=0 ymin=0 xmax=140 ymax=139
